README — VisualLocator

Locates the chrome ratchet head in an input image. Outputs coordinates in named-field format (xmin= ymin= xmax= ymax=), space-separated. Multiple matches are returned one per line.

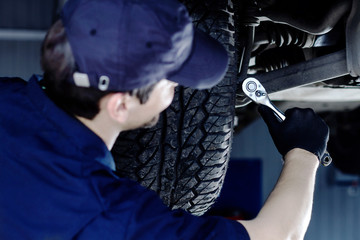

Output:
xmin=242 ymin=77 xmax=286 ymax=122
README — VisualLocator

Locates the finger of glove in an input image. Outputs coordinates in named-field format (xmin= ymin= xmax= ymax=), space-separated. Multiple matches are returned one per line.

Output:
xmin=285 ymin=108 xmax=317 ymax=122
xmin=258 ymin=105 xmax=282 ymax=130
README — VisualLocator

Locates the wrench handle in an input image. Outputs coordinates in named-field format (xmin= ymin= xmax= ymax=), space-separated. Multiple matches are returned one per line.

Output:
xmin=265 ymin=100 xmax=286 ymax=122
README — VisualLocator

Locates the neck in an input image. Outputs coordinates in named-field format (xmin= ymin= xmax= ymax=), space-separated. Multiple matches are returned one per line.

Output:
xmin=75 ymin=115 xmax=121 ymax=150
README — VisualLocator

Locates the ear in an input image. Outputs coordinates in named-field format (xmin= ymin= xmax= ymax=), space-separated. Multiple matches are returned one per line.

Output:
xmin=105 ymin=93 xmax=129 ymax=123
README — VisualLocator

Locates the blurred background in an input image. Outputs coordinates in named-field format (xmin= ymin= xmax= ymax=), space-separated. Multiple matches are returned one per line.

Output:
xmin=230 ymin=117 xmax=360 ymax=240
xmin=0 ymin=0 xmax=63 ymax=79
xmin=1 ymin=0 xmax=359 ymax=239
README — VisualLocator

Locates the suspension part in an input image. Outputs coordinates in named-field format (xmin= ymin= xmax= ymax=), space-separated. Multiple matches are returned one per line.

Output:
xmin=255 ymin=22 xmax=316 ymax=48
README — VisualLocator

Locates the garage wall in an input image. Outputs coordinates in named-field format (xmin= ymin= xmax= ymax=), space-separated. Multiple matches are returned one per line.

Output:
xmin=231 ymin=119 xmax=360 ymax=240
xmin=0 ymin=0 xmax=56 ymax=79
xmin=0 ymin=0 xmax=54 ymax=29
xmin=0 ymin=40 xmax=42 ymax=79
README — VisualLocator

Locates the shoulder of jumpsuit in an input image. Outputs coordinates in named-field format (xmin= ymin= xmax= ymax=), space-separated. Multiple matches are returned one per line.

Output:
xmin=15 ymin=74 xmax=115 ymax=171
xmin=0 ymin=76 xmax=28 ymax=93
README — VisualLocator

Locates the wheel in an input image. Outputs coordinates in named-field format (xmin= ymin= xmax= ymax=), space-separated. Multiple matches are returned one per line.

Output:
xmin=112 ymin=0 xmax=238 ymax=216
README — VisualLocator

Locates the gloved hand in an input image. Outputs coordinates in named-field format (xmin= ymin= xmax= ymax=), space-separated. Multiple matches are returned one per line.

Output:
xmin=258 ymin=106 xmax=329 ymax=160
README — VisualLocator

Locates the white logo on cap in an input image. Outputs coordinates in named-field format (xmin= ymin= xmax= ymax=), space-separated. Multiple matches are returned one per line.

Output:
xmin=73 ymin=72 xmax=91 ymax=87
xmin=98 ymin=76 xmax=110 ymax=91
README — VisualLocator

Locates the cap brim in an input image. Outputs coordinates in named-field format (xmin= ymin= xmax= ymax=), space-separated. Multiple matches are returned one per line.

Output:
xmin=169 ymin=29 xmax=229 ymax=90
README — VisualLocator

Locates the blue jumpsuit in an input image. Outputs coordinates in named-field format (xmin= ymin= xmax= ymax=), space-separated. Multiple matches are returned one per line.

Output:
xmin=0 ymin=76 xmax=250 ymax=239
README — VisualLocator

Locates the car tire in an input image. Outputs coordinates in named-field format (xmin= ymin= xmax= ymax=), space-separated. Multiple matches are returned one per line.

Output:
xmin=111 ymin=0 xmax=238 ymax=216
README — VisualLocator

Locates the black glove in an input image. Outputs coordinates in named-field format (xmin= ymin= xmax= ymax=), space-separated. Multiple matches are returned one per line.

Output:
xmin=258 ymin=105 xmax=329 ymax=160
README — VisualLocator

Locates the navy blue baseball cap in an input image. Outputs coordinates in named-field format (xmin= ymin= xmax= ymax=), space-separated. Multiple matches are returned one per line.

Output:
xmin=61 ymin=0 xmax=229 ymax=92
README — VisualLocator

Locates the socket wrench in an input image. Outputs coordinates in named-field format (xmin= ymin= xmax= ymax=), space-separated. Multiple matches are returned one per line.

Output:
xmin=242 ymin=77 xmax=332 ymax=166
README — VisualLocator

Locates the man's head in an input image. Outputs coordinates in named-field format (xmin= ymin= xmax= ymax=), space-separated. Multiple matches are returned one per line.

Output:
xmin=41 ymin=0 xmax=229 ymax=130
xmin=59 ymin=0 xmax=229 ymax=92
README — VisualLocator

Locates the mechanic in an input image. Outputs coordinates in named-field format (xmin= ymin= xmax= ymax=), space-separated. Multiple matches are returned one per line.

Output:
xmin=0 ymin=0 xmax=329 ymax=239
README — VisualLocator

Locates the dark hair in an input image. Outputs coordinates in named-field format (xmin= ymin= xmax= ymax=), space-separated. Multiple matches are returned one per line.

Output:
xmin=41 ymin=20 xmax=156 ymax=120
